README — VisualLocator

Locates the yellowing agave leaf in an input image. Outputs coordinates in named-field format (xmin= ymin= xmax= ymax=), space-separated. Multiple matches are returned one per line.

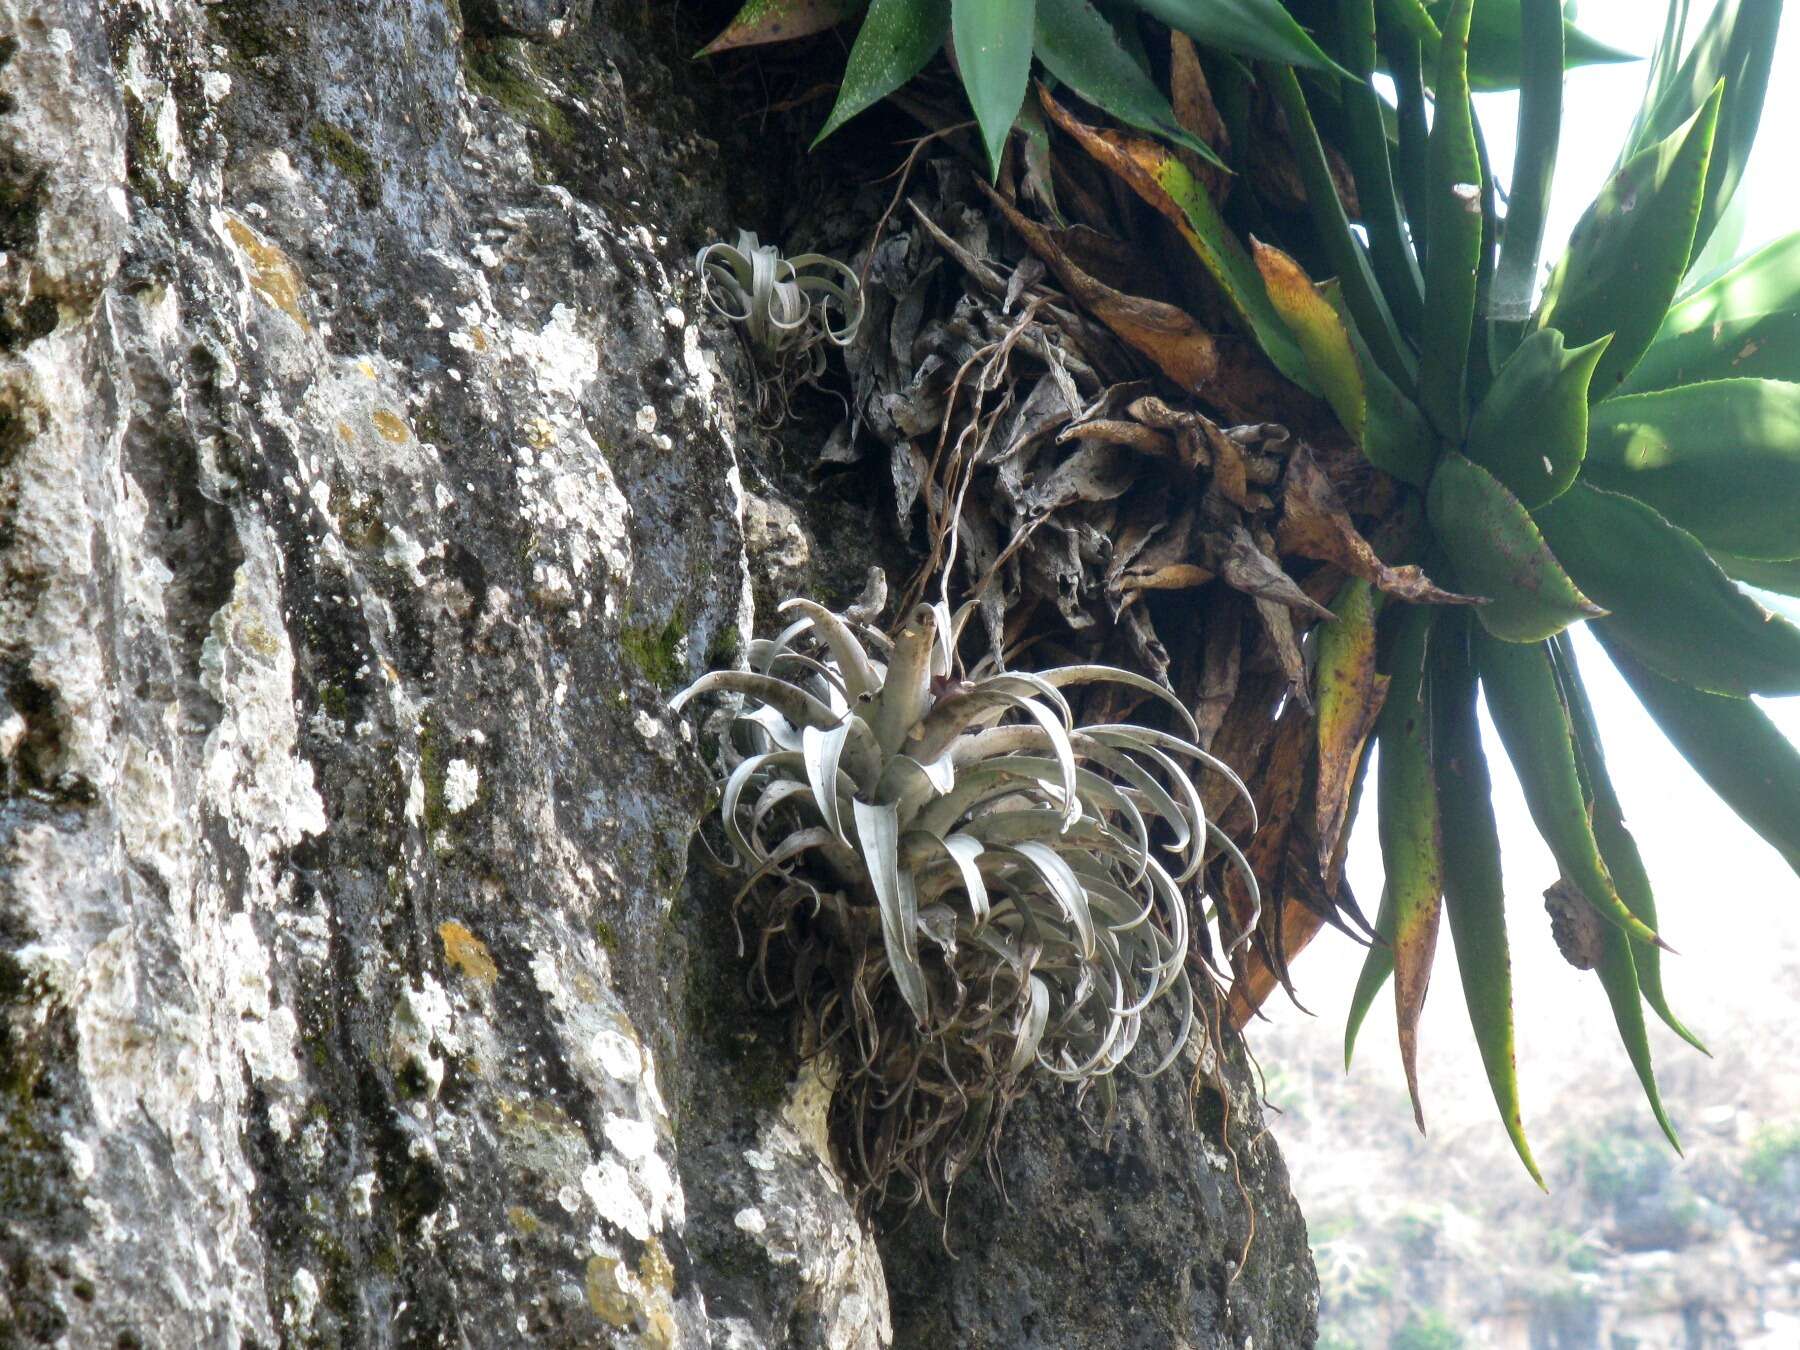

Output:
xmin=698 ymin=0 xmax=865 ymax=55
xmin=1375 ymin=603 xmax=1445 ymax=1134
xmin=1466 ymin=328 xmax=1610 ymax=508
xmin=1034 ymin=0 xmax=1224 ymax=167
xmin=1039 ymin=89 xmax=1315 ymax=393
xmin=1427 ymin=452 xmax=1604 ymax=643
xmin=1253 ymin=241 xmax=1363 ymax=431
xmin=1312 ymin=578 xmax=1389 ymax=877
xmin=1252 ymin=244 xmax=1434 ymax=484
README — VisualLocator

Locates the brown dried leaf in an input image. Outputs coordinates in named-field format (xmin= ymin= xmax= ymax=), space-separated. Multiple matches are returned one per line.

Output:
xmin=1057 ymin=417 xmax=1176 ymax=458
xmin=980 ymin=185 xmax=1221 ymax=392
xmin=1120 ymin=562 xmax=1215 ymax=591
xmin=1545 ymin=877 xmax=1605 ymax=970
xmin=1020 ymin=443 xmax=1135 ymax=515
xmin=1211 ymin=424 xmax=1252 ymax=508
xmin=1229 ymin=897 xmax=1325 ymax=1028
xmin=1254 ymin=86 xmax=1361 ymax=216
xmin=1193 ymin=600 xmax=1242 ymax=751
xmin=1211 ymin=526 xmax=1335 ymax=621
xmin=907 ymin=201 xmax=1008 ymax=297
xmin=697 ymin=0 xmax=861 ymax=55
xmin=1277 ymin=446 xmax=1481 ymax=606
xmin=1169 ymin=33 xmax=1232 ymax=201
xmin=1221 ymin=703 xmax=1311 ymax=987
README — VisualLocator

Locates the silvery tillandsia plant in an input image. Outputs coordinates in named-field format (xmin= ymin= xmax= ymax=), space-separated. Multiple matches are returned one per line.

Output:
xmin=694 ymin=230 xmax=864 ymax=406
xmin=669 ymin=588 xmax=1259 ymax=1202
xmin=701 ymin=0 xmax=1800 ymax=1187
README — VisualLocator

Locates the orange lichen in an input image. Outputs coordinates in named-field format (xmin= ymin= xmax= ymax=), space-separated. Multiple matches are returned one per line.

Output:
xmin=438 ymin=921 xmax=498 ymax=986
xmin=223 ymin=216 xmax=312 ymax=331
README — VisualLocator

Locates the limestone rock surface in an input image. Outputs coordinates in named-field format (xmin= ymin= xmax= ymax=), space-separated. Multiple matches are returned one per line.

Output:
xmin=0 ymin=2 xmax=1317 ymax=1344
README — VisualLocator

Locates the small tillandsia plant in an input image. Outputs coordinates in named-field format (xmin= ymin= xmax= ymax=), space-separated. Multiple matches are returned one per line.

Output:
xmin=695 ymin=231 xmax=864 ymax=367
xmin=670 ymin=587 xmax=1260 ymax=1203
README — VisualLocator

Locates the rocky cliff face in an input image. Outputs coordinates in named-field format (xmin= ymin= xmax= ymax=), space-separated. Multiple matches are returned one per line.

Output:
xmin=0 ymin=1 xmax=1316 ymax=1344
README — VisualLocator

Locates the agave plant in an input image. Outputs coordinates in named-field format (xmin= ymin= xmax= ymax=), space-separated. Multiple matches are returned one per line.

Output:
xmin=698 ymin=0 xmax=1800 ymax=1184
xmin=1239 ymin=0 xmax=1797 ymax=1187
xmin=700 ymin=0 xmax=1630 ymax=177
xmin=670 ymin=590 xmax=1257 ymax=1199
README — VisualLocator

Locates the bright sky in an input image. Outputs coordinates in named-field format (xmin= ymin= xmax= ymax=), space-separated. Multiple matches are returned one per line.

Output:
xmin=1260 ymin=1 xmax=1800 ymax=1175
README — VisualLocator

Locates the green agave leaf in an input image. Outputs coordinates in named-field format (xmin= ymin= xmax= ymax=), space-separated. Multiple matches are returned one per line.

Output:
xmin=1035 ymin=0 xmax=1224 ymax=167
xmin=1344 ymin=882 xmax=1395 ymax=1070
xmin=953 ymin=0 xmax=1036 ymax=178
xmin=815 ymin=0 xmax=950 ymax=145
xmin=1624 ymin=234 xmax=1800 ymax=392
xmin=1419 ymin=0 xmax=1481 ymax=439
xmin=1619 ymin=0 xmax=1781 ymax=264
xmin=1316 ymin=277 xmax=1437 ymax=484
xmin=1427 ymin=452 xmax=1604 ymax=643
xmin=1376 ymin=602 xmax=1445 ymax=1134
xmin=1128 ymin=0 xmax=1350 ymax=76
xmin=1594 ymin=920 xmax=1683 ymax=1151
xmin=1429 ymin=610 xmax=1544 ymax=1187
xmin=1601 ymin=632 xmax=1800 ymax=879
xmin=1466 ymin=328 xmax=1609 ymax=507
xmin=1265 ymin=63 xmax=1415 ymax=393
xmin=1462 ymin=3 xmax=1636 ymax=92
xmin=1552 ymin=637 xmax=1707 ymax=1056
xmin=1583 ymin=379 xmax=1800 ymax=560
xmin=699 ymin=0 xmax=865 ymax=55
xmin=1384 ymin=0 xmax=1634 ymax=89
xmin=1381 ymin=22 xmax=1432 ymax=251
xmin=1716 ymin=552 xmax=1800 ymax=599
xmin=1534 ymin=83 xmax=1722 ymax=401
xmin=1378 ymin=0 xmax=1439 ymax=45
xmin=1533 ymin=482 xmax=1800 ymax=697
xmin=1488 ymin=0 xmax=1562 ymax=338
xmin=1333 ymin=0 xmax=1424 ymax=337
xmin=1473 ymin=628 xmax=1665 ymax=950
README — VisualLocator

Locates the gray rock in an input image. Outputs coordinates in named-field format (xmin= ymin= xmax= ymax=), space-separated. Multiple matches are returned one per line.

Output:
xmin=0 ymin=1 xmax=1317 ymax=1344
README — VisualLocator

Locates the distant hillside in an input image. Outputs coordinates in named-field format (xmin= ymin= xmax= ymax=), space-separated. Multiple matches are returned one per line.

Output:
xmin=1253 ymin=893 xmax=1800 ymax=1349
